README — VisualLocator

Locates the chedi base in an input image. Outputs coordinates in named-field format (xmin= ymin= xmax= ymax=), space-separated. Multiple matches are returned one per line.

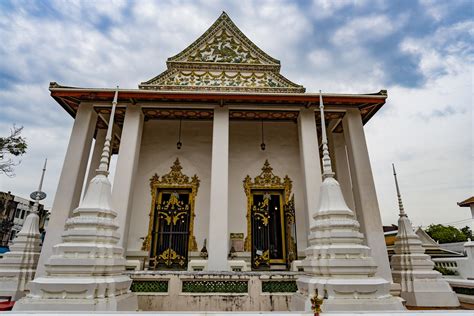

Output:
xmin=291 ymin=276 xmax=404 ymax=312
xmin=13 ymin=275 xmax=137 ymax=311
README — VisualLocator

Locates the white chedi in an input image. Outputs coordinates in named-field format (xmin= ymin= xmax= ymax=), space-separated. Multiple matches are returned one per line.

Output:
xmin=390 ymin=164 xmax=459 ymax=307
xmin=0 ymin=208 xmax=42 ymax=301
xmin=0 ymin=159 xmax=47 ymax=301
xmin=291 ymin=92 xmax=404 ymax=312
xmin=14 ymin=88 xmax=137 ymax=311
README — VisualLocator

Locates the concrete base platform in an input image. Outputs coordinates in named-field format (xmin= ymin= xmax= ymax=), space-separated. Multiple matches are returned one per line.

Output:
xmin=291 ymin=275 xmax=405 ymax=312
xmin=402 ymin=289 xmax=460 ymax=308
xmin=12 ymin=292 xmax=137 ymax=311
xmin=292 ymin=291 xmax=405 ymax=312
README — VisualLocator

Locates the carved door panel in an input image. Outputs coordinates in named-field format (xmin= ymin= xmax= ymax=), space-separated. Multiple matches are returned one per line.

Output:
xmin=149 ymin=189 xmax=190 ymax=270
xmin=251 ymin=191 xmax=286 ymax=269
xmin=284 ymin=194 xmax=297 ymax=268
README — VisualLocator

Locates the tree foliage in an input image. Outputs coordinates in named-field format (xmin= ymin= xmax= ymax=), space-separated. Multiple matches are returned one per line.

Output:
xmin=0 ymin=125 xmax=27 ymax=177
xmin=460 ymin=226 xmax=473 ymax=240
xmin=425 ymin=224 xmax=468 ymax=244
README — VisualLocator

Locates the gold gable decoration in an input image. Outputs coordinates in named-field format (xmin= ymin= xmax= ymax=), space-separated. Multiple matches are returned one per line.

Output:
xmin=143 ymin=158 xmax=200 ymax=252
xmin=185 ymin=30 xmax=262 ymax=64
xmin=243 ymin=160 xmax=292 ymax=251
xmin=140 ymin=12 xmax=305 ymax=93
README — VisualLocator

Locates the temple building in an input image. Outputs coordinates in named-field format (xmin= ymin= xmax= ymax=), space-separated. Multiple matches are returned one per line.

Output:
xmin=33 ymin=12 xmax=395 ymax=310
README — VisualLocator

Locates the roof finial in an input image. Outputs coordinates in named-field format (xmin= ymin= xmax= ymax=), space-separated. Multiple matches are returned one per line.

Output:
xmin=319 ymin=90 xmax=335 ymax=179
xmin=97 ymin=86 xmax=119 ymax=175
xmin=392 ymin=163 xmax=406 ymax=217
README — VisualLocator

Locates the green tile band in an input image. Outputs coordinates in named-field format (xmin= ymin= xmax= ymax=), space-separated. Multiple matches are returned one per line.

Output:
xmin=182 ymin=280 xmax=248 ymax=293
xmin=130 ymin=280 xmax=169 ymax=293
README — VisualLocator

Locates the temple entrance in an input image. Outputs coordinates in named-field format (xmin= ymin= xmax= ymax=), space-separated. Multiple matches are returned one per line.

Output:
xmin=244 ymin=160 xmax=297 ymax=270
xmin=143 ymin=158 xmax=199 ymax=270
xmin=251 ymin=190 xmax=285 ymax=268
xmin=149 ymin=189 xmax=191 ymax=270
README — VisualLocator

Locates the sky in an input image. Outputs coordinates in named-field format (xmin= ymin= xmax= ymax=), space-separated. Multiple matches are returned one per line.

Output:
xmin=0 ymin=0 xmax=472 ymax=229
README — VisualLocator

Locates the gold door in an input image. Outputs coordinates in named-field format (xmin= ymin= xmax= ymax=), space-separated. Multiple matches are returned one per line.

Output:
xmin=142 ymin=158 xmax=200 ymax=269
xmin=251 ymin=190 xmax=286 ymax=269
xmin=149 ymin=189 xmax=191 ymax=270
xmin=243 ymin=160 xmax=297 ymax=270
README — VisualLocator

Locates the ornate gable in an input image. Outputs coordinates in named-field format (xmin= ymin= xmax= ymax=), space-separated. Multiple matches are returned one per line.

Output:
xmin=140 ymin=12 xmax=305 ymax=93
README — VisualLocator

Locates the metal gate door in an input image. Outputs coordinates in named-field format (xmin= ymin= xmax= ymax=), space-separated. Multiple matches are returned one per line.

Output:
xmin=251 ymin=191 xmax=286 ymax=269
xmin=149 ymin=190 xmax=190 ymax=270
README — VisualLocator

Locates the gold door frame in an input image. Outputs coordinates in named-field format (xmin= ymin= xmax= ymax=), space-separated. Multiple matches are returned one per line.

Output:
xmin=243 ymin=160 xmax=292 ymax=254
xmin=142 ymin=158 xmax=200 ymax=252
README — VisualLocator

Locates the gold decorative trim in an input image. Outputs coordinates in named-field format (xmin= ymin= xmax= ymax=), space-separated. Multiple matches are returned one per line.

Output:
xmin=243 ymin=160 xmax=292 ymax=251
xmin=139 ymin=12 xmax=305 ymax=93
xmin=143 ymin=158 xmax=200 ymax=252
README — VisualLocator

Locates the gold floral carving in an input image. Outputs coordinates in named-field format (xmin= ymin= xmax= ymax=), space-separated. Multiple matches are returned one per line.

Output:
xmin=143 ymin=158 xmax=200 ymax=252
xmin=162 ymin=70 xmax=286 ymax=88
xmin=187 ymin=30 xmax=261 ymax=64
xmin=243 ymin=160 xmax=292 ymax=251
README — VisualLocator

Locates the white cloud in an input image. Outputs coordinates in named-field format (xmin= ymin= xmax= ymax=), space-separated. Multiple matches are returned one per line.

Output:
xmin=0 ymin=0 xmax=472 ymax=231
xmin=366 ymin=66 xmax=473 ymax=228
xmin=332 ymin=14 xmax=396 ymax=45
xmin=401 ymin=20 xmax=474 ymax=79
xmin=310 ymin=0 xmax=373 ymax=19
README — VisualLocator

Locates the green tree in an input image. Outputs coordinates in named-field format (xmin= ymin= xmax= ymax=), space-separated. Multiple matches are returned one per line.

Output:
xmin=460 ymin=226 xmax=473 ymax=240
xmin=0 ymin=125 xmax=27 ymax=177
xmin=425 ymin=224 xmax=468 ymax=243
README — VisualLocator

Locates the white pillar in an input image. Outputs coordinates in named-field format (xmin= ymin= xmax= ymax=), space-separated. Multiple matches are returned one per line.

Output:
xmin=112 ymin=105 xmax=144 ymax=249
xmin=342 ymin=108 xmax=392 ymax=282
xmin=297 ymin=108 xmax=322 ymax=234
xmin=470 ymin=205 xmax=474 ymax=232
xmin=85 ymin=128 xmax=107 ymax=192
xmin=207 ymin=106 xmax=229 ymax=271
xmin=36 ymin=103 xmax=97 ymax=277
xmin=332 ymin=132 xmax=356 ymax=211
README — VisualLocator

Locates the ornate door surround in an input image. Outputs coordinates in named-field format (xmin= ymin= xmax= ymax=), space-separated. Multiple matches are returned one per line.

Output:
xmin=243 ymin=160 xmax=297 ymax=269
xmin=142 ymin=158 xmax=200 ymax=268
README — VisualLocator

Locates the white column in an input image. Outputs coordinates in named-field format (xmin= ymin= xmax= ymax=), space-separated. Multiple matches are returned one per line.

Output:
xmin=112 ymin=105 xmax=144 ymax=249
xmin=36 ymin=103 xmax=97 ymax=277
xmin=332 ymin=132 xmax=356 ymax=211
xmin=85 ymin=128 xmax=107 ymax=192
xmin=207 ymin=106 xmax=229 ymax=271
xmin=470 ymin=205 xmax=474 ymax=232
xmin=342 ymin=108 xmax=392 ymax=281
xmin=297 ymin=108 xmax=322 ymax=234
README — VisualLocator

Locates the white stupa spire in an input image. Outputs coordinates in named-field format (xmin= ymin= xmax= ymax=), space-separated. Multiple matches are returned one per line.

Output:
xmin=291 ymin=91 xmax=404 ymax=312
xmin=390 ymin=165 xmax=459 ymax=307
xmin=97 ymin=87 xmax=118 ymax=175
xmin=14 ymin=87 xmax=137 ymax=311
xmin=392 ymin=163 xmax=406 ymax=217
xmin=318 ymin=91 xmax=334 ymax=179
xmin=0 ymin=159 xmax=47 ymax=300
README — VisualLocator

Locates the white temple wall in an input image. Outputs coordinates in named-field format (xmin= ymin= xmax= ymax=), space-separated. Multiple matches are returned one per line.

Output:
xmin=126 ymin=119 xmax=307 ymax=257
xmin=127 ymin=119 xmax=213 ymax=253
xmin=229 ymin=121 xmax=307 ymax=253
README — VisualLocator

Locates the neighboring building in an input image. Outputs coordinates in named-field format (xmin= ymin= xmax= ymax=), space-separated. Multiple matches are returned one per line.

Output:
xmin=458 ymin=196 xmax=474 ymax=232
xmin=0 ymin=191 xmax=49 ymax=248
xmin=34 ymin=12 xmax=394 ymax=311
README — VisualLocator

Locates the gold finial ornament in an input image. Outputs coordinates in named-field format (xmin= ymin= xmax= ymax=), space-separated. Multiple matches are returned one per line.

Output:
xmin=311 ymin=289 xmax=324 ymax=316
